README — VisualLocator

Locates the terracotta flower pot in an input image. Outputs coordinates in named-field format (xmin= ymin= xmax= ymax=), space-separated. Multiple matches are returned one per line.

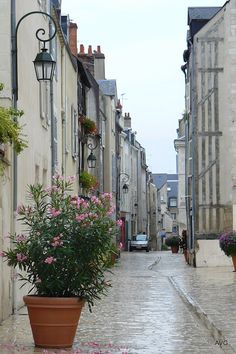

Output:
xmin=231 ymin=255 xmax=236 ymax=272
xmin=23 ymin=296 xmax=85 ymax=348
xmin=171 ymin=246 xmax=179 ymax=254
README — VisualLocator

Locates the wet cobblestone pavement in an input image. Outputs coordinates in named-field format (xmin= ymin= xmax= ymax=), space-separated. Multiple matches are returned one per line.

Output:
xmin=0 ymin=251 xmax=235 ymax=353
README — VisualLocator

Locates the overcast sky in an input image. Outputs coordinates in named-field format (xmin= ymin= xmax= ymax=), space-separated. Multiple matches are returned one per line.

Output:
xmin=61 ymin=0 xmax=225 ymax=173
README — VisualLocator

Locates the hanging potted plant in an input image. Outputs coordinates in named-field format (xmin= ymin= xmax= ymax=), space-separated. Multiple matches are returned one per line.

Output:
xmin=219 ymin=230 xmax=236 ymax=271
xmin=79 ymin=170 xmax=98 ymax=191
xmin=0 ymin=174 xmax=121 ymax=348
xmin=79 ymin=115 xmax=97 ymax=135
xmin=0 ymin=83 xmax=27 ymax=175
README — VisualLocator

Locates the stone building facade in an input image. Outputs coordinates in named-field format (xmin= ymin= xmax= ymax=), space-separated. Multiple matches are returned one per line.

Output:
xmin=182 ymin=2 xmax=236 ymax=266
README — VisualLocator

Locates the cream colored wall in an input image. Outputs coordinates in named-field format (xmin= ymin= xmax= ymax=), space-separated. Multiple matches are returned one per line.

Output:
xmin=61 ymin=47 xmax=78 ymax=191
xmin=196 ymin=240 xmax=232 ymax=267
xmin=149 ymin=183 xmax=158 ymax=249
xmin=0 ymin=0 xmax=13 ymax=322
xmin=103 ymin=95 xmax=116 ymax=194
xmin=13 ymin=0 xmax=54 ymax=310
xmin=175 ymin=140 xmax=187 ymax=235
xmin=0 ymin=0 xmax=79 ymax=317
xmin=120 ymin=133 xmax=131 ymax=214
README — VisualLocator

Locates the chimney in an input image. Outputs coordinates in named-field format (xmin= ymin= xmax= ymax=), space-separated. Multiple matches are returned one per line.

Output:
xmin=93 ymin=44 xmax=105 ymax=80
xmin=79 ymin=44 xmax=85 ymax=54
xmin=69 ymin=22 xmax=78 ymax=56
xmin=88 ymin=45 xmax=92 ymax=55
xmin=124 ymin=112 xmax=131 ymax=129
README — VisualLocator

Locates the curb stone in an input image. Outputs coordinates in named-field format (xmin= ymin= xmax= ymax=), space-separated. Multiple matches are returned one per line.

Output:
xmin=168 ymin=276 xmax=236 ymax=354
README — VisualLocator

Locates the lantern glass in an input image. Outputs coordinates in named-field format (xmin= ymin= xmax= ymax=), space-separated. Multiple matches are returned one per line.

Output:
xmin=87 ymin=152 xmax=96 ymax=168
xmin=122 ymin=183 xmax=129 ymax=194
xmin=33 ymin=49 xmax=56 ymax=81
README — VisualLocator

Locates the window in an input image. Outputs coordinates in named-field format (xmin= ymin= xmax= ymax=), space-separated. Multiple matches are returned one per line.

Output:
xmin=171 ymin=213 xmax=177 ymax=220
xmin=42 ymin=169 xmax=47 ymax=189
xmin=35 ymin=165 xmax=40 ymax=184
xmin=169 ymin=198 xmax=177 ymax=207
xmin=39 ymin=81 xmax=50 ymax=125
xmin=53 ymin=115 xmax=58 ymax=167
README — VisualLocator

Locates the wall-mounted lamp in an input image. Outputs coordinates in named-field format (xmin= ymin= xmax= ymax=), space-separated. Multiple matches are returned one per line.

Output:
xmin=33 ymin=44 xmax=56 ymax=81
xmin=11 ymin=10 xmax=57 ymax=213
xmin=122 ymin=183 xmax=129 ymax=194
xmin=119 ymin=172 xmax=130 ymax=194
xmin=86 ymin=135 xmax=99 ymax=168
xmin=13 ymin=11 xmax=57 ymax=101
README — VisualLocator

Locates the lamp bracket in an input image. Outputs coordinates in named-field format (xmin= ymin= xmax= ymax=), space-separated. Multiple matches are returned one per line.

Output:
xmin=13 ymin=11 xmax=57 ymax=100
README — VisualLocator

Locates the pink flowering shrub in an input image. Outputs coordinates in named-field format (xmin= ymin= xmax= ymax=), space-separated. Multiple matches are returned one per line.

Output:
xmin=1 ymin=174 xmax=121 ymax=310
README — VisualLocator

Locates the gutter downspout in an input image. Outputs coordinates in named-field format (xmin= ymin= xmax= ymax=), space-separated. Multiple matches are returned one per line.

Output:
xmin=49 ymin=18 xmax=55 ymax=177
xmin=190 ymin=41 xmax=197 ymax=266
xmin=61 ymin=45 xmax=65 ymax=176
xmin=11 ymin=0 xmax=17 ymax=313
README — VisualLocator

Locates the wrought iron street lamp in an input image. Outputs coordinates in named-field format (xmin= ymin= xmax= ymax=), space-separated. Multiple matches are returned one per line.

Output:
xmin=11 ymin=10 xmax=57 ymax=213
xmin=12 ymin=11 xmax=57 ymax=101
xmin=119 ymin=172 xmax=130 ymax=194
xmin=86 ymin=136 xmax=99 ymax=168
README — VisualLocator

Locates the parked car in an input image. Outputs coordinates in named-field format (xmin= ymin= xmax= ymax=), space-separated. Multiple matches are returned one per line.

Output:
xmin=129 ymin=234 xmax=150 ymax=252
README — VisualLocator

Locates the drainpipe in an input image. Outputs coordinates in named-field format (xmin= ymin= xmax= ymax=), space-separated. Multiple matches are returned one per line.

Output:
xmin=49 ymin=19 xmax=55 ymax=178
xmin=11 ymin=0 xmax=17 ymax=314
xmin=61 ymin=45 xmax=65 ymax=176
xmin=190 ymin=41 xmax=196 ymax=265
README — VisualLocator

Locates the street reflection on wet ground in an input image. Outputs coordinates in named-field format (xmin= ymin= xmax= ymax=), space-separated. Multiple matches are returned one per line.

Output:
xmin=0 ymin=251 xmax=231 ymax=353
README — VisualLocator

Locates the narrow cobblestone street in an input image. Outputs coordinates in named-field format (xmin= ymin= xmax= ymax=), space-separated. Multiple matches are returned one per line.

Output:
xmin=0 ymin=251 xmax=236 ymax=354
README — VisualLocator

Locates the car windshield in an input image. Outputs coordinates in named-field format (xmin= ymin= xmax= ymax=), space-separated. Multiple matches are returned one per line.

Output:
xmin=136 ymin=235 xmax=147 ymax=241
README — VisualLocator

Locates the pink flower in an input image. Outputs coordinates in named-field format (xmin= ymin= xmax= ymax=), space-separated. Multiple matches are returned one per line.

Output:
xmin=91 ymin=196 xmax=101 ymax=204
xmin=82 ymin=201 xmax=89 ymax=209
xmin=44 ymin=256 xmax=56 ymax=264
xmin=51 ymin=235 xmax=63 ymax=247
xmin=107 ymin=205 xmax=115 ymax=216
xmin=0 ymin=251 xmax=5 ymax=257
xmin=16 ymin=253 xmax=27 ymax=262
xmin=75 ymin=213 xmax=88 ymax=222
xmin=70 ymin=195 xmax=78 ymax=205
xmin=67 ymin=175 xmax=76 ymax=182
xmin=116 ymin=219 xmax=123 ymax=227
xmin=52 ymin=173 xmax=64 ymax=181
xmin=51 ymin=186 xmax=60 ymax=192
xmin=101 ymin=192 xmax=112 ymax=200
xmin=49 ymin=207 xmax=61 ymax=217
xmin=16 ymin=234 xmax=27 ymax=243
xmin=16 ymin=204 xmax=25 ymax=214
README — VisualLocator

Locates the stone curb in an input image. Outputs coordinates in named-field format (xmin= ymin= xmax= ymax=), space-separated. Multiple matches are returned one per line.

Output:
xmin=168 ymin=276 xmax=236 ymax=354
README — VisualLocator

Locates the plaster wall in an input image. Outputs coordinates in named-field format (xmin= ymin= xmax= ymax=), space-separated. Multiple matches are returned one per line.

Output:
xmin=61 ymin=46 xmax=78 ymax=188
xmin=196 ymin=240 xmax=232 ymax=267
xmin=176 ymin=140 xmax=187 ymax=235
xmin=0 ymin=0 xmax=13 ymax=322
xmin=103 ymin=95 xmax=116 ymax=194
